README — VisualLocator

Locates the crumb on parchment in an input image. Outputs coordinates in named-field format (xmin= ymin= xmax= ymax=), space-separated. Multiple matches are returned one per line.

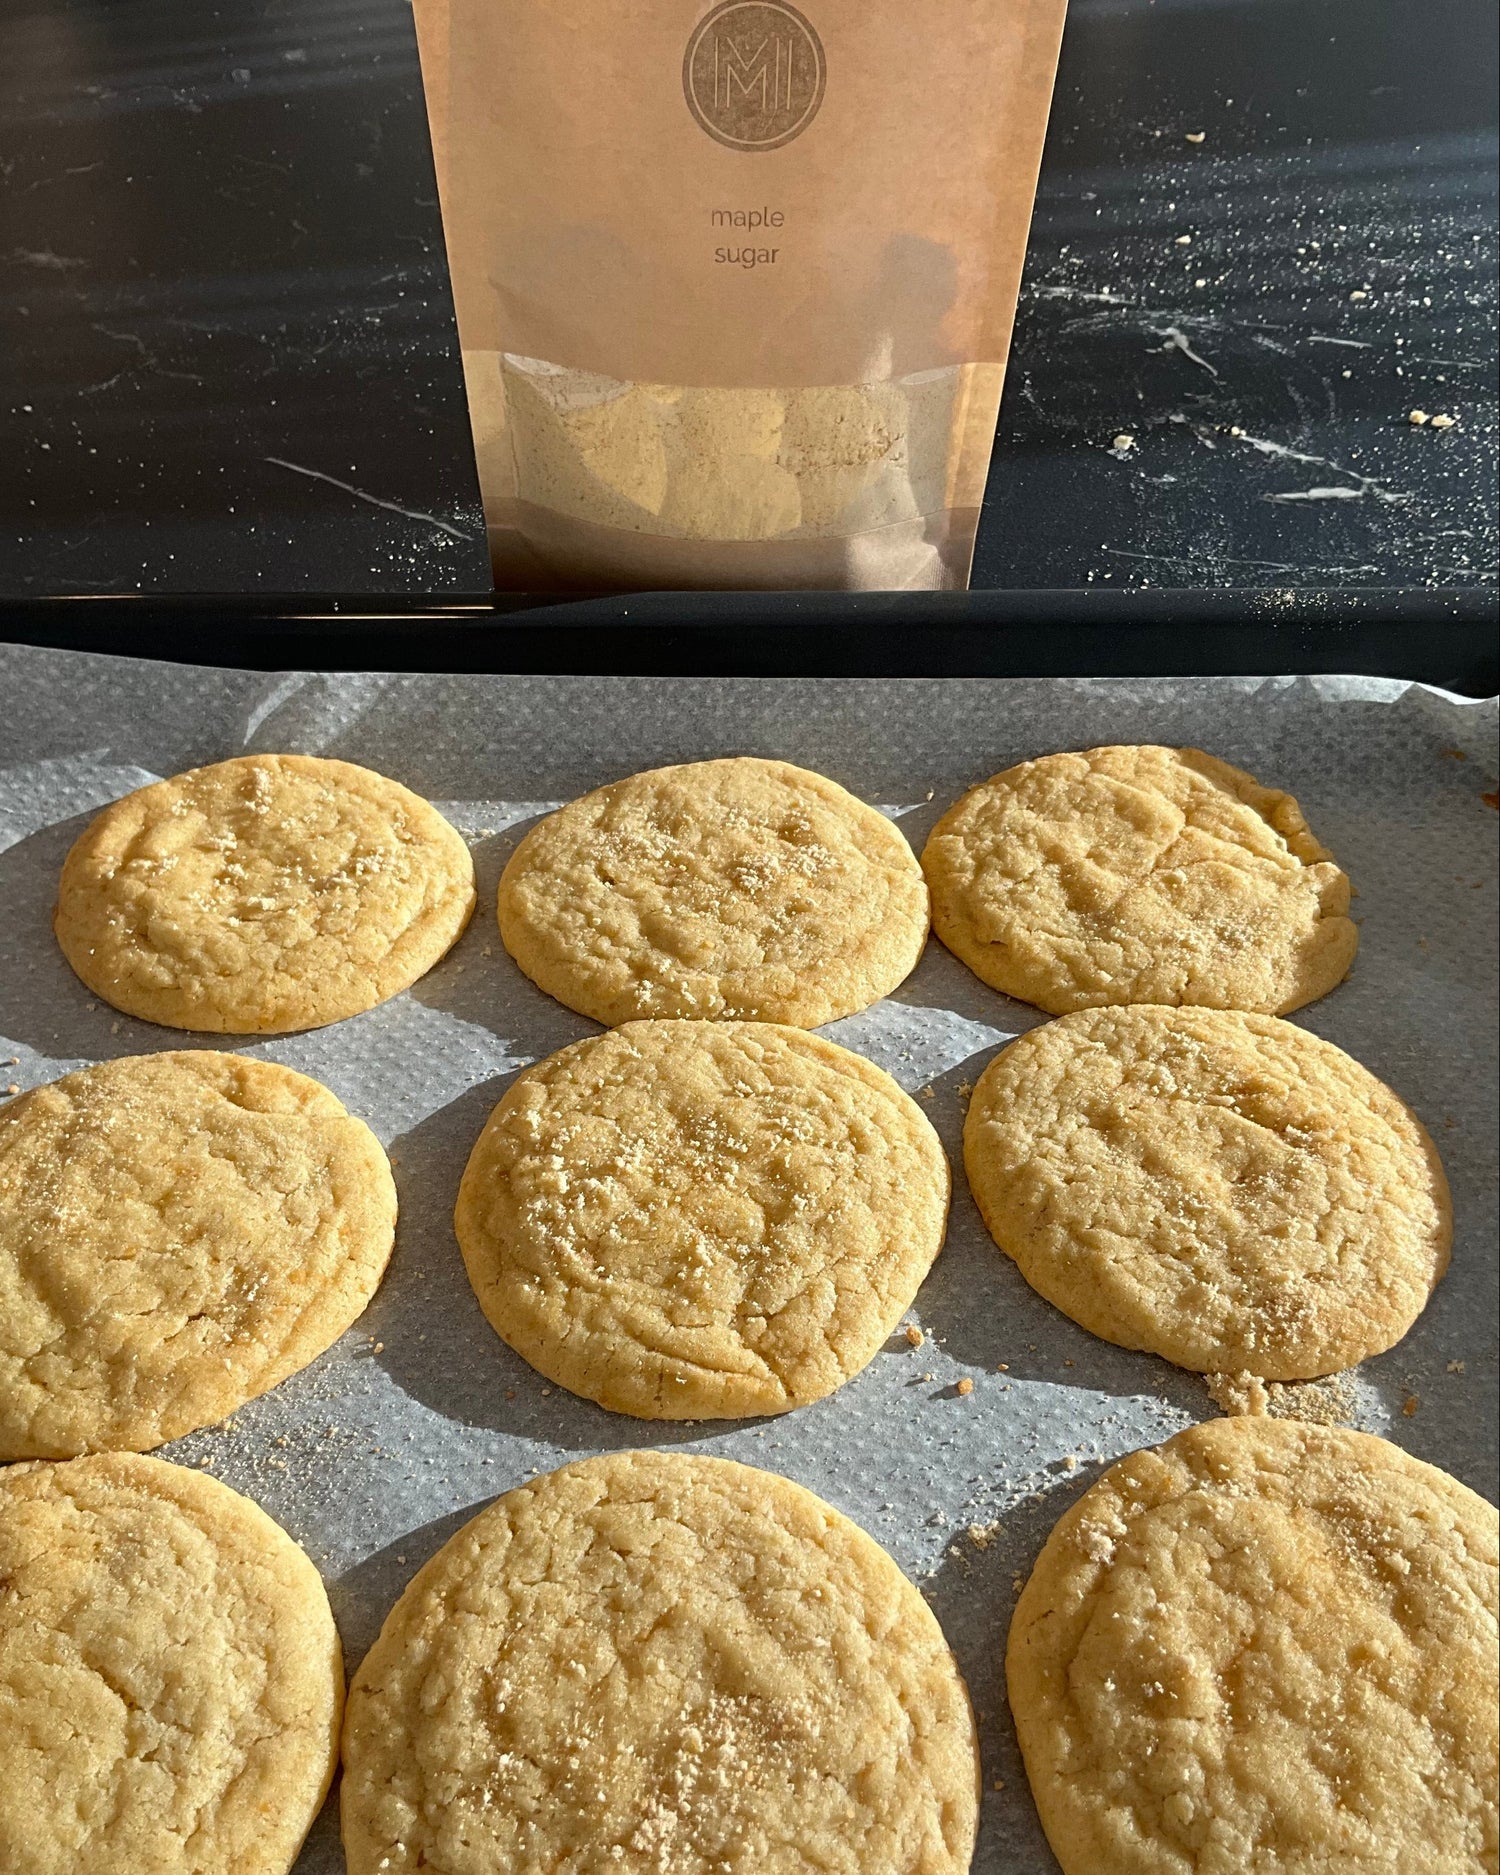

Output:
xmin=1206 ymin=1370 xmax=1371 ymax=1427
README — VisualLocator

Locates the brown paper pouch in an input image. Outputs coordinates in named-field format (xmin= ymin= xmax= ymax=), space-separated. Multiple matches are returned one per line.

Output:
xmin=415 ymin=0 xmax=1068 ymax=591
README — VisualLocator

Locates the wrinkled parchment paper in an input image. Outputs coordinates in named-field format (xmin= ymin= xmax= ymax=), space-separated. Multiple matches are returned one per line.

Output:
xmin=2 ymin=646 xmax=1495 ymax=1874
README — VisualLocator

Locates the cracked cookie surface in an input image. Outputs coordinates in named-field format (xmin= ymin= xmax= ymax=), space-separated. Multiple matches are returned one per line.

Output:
xmin=454 ymin=1021 xmax=950 ymax=1418
xmin=0 ymin=1451 xmax=343 ymax=1875
xmin=341 ymin=1450 xmax=979 ymax=1875
xmin=0 ymin=1051 xmax=397 ymax=1458
xmin=964 ymin=1007 xmax=1450 ymax=1379
xmin=1007 ymin=1418 xmax=1500 ymax=1875
xmin=496 ymin=758 xmax=929 ymax=1027
xmin=923 ymin=745 xmax=1357 ymax=1015
xmin=55 ymin=753 xmax=476 ymax=1032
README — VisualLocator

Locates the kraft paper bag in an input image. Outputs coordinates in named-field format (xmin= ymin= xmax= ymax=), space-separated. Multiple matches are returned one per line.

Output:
xmin=415 ymin=0 xmax=1069 ymax=591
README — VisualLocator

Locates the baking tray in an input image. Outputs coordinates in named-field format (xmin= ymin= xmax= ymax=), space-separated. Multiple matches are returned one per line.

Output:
xmin=1 ymin=645 xmax=1496 ymax=1873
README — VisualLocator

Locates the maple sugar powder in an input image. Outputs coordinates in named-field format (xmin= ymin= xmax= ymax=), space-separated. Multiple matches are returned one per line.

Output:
xmin=502 ymin=360 xmax=961 ymax=544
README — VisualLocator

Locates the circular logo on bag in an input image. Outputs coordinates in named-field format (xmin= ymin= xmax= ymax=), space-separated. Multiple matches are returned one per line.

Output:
xmin=684 ymin=1 xmax=826 ymax=152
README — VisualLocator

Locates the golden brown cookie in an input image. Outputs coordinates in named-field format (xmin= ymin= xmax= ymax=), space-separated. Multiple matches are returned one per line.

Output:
xmin=0 ymin=1051 xmax=397 ymax=1458
xmin=963 ymin=1007 xmax=1450 ymax=1379
xmin=496 ymin=757 xmax=929 ymax=1027
xmin=341 ymin=1451 xmax=979 ymax=1875
xmin=1007 ymin=1418 xmax=1499 ymax=1875
xmin=923 ymin=745 xmax=1357 ymax=1015
xmin=454 ymin=1021 xmax=950 ymax=1417
xmin=0 ymin=1451 xmax=343 ymax=1875
xmin=55 ymin=753 xmax=475 ymax=1032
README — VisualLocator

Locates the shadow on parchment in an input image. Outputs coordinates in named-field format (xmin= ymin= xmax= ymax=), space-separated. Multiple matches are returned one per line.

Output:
xmin=405 ymin=814 xmax=601 ymax=1056
xmin=921 ymin=1456 xmax=1117 ymax=1875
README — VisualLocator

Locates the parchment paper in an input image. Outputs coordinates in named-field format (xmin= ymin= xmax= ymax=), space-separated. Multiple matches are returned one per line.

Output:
xmin=2 ymin=645 xmax=1496 ymax=1875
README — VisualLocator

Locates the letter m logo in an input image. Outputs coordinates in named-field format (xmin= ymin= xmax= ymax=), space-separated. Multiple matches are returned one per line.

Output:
xmin=715 ymin=33 xmax=793 ymax=114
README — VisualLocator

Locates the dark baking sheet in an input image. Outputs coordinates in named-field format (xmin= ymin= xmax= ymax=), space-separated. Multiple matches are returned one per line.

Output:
xmin=3 ymin=589 xmax=1498 ymax=694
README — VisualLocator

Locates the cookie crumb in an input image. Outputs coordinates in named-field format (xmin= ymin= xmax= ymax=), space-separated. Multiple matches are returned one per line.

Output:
xmin=1403 ymin=1394 xmax=1421 ymax=1416
xmin=956 ymin=1377 xmax=974 ymax=1397
xmin=1185 ymin=130 xmax=1206 ymax=143
xmin=1408 ymin=409 xmax=1431 ymax=426
xmin=1429 ymin=412 xmax=1457 ymax=430
xmin=968 ymin=1523 xmax=999 ymax=1549
xmin=1206 ymin=1371 xmax=1271 ymax=1416
xmin=905 ymin=1325 xmax=925 ymax=1348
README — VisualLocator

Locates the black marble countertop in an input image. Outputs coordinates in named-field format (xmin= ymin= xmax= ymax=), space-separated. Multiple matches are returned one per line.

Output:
xmin=2 ymin=0 xmax=1496 ymax=602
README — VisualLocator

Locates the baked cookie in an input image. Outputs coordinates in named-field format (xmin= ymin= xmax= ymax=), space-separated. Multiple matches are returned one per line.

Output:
xmin=963 ymin=1007 xmax=1450 ymax=1379
xmin=55 ymin=753 xmax=475 ymax=1032
xmin=1007 ymin=1418 xmax=1499 ymax=1875
xmin=496 ymin=757 xmax=929 ymax=1027
xmin=342 ymin=1450 xmax=979 ymax=1875
xmin=923 ymin=745 xmax=1357 ymax=1015
xmin=454 ymin=1021 xmax=950 ymax=1417
xmin=0 ymin=1051 xmax=397 ymax=1458
xmin=0 ymin=1451 xmax=343 ymax=1875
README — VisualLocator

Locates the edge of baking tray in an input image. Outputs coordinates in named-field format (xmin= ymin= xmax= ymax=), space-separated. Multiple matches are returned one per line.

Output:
xmin=2 ymin=588 xmax=1496 ymax=694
